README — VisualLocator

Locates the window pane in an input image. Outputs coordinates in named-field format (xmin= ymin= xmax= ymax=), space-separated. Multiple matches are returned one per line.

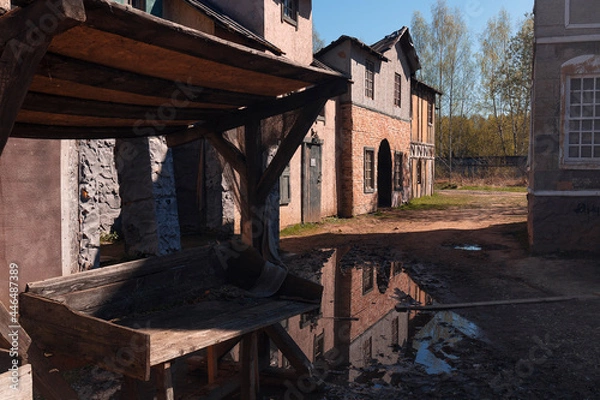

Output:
xmin=569 ymin=146 xmax=580 ymax=158
xmin=583 ymin=91 xmax=594 ymax=103
xmin=571 ymin=91 xmax=582 ymax=104
xmin=596 ymin=91 xmax=600 ymax=102
xmin=583 ymin=105 xmax=594 ymax=117
xmin=569 ymin=132 xmax=580 ymax=144
xmin=570 ymin=120 xmax=581 ymax=131
xmin=595 ymin=132 xmax=600 ymax=144
xmin=595 ymin=105 xmax=600 ymax=116
xmin=571 ymin=78 xmax=581 ymax=90
xmin=582 ymin=146 xmax=592 ymax=157
xmin=582 ymin=132 xmax=592 ymax=144
xmin=583 ymin=78 xmax=594 ymax=90
xmin=571 ymin=105 xmax=581 ymax=117
xmin=595 ymin=146 xmax=600 ymax=158
xmin=582 ymin=120 xmax=593 ymax=131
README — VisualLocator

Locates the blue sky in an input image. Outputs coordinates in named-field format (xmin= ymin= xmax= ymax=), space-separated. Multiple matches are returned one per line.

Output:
xmin=313 ymin=0 xmax=534 ymax=47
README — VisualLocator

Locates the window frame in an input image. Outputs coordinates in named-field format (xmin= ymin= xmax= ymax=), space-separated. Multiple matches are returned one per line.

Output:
xmin=129 ymin=0 xmax=146 ymax=11
xmin=394 ymin=151 xmax=403 ymax=191
xmin=364 ymin=147 xmax=375 ymax=193
xmin=394 ymin=73 xmax=402 ymax=107
xmin=365 ymin=60 xmax=375 ymax=100
xmin=563 ymin=75 xmax=600 ymax=166
xmin=282 ymin=0 xmax=299 ymax=26
xmin=279 ymin=163 xmax=291 ymax=205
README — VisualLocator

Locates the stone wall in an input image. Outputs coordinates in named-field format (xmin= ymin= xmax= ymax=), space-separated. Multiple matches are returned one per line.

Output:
xmin=78 ymin=139 xmax=121 ymax=270
xmin=339 ymin=103 xmax=411 ymax=217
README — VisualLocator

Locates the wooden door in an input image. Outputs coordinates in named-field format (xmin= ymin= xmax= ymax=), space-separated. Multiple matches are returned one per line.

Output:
xmin=302 ymin=142 xmax=322 ymax=224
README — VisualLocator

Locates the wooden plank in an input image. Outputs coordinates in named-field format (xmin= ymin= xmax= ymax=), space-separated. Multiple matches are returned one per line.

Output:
xmin=80 ymin=0 xmax=341 ymax=85
xmin=0 ymin=302 xmax=31 ymax=358
xmin=0 ymin=0 xmax=85 ymax=155
xmin=21 ymin=91 xmax=225 ymax=121
xmin=26 ymin=246 xmax=213 ymax=297
xmin=166 ymin=78 xmax=348 ymax=148
xmin=15 ymin=109 xmax=199 ymax=127
xmin=36 ymin=52 xmax=272 ymax=106
xmin=207 ymin=346 xmax=219 ymax=384
xmin=242 ymin=118 xmax=262 ymax=247
xmin=256 ymin=98 xmax=329 ymax=204
xmin=153 ymin=362 xmax=175 ymax=400
xmin=116 ymin=300 xmax=317 ymax=366
xmin=19 ymin=293 xmax=151 ymax=380
xmin=11 ymin=123 xmax=186 ymax=140
xmin=0 ymin=363 xmax=32 ymax=400
xmin=394 ymin=294 xmax=600 ymax=312
xmin=240 ymin=332 xmax=258 ymax=400
xmin=264 ymin=323 xmax=314 ymax=379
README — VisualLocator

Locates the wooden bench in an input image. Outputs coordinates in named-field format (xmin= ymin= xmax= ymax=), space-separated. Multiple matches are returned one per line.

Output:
xmin=18 ymin=246 xmax=321 ymax=399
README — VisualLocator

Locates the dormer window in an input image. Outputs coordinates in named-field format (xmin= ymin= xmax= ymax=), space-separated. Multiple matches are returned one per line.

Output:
xmin=282 ymin=0 xmax=298 ymax=26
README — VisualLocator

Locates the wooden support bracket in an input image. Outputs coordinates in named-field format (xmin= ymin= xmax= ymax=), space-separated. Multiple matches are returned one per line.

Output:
xmin=239 ymin=332 xmax=258 ymax=400
xmin=0 ymin=0 xmax=86 ymax=156
xmin=264 ymin=323 xmax=315 ymax=379
xmin=153 ymin=362 xmax=175 ymax=400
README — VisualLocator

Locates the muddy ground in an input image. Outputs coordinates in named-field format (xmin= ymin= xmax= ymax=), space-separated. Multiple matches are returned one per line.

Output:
xmin=281 ymin=190 xmax=600 ymax=400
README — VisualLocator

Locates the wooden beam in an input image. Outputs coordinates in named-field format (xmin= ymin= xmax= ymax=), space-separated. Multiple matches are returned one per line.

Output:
xmin=36 ymin=52 xmax=273 ymax=106
xmin=264 ymin=323 xmax=315 ymax=379
xmin=21 ymin=91 xmax=224 ymax=121
xmin=241 ymin=119 xmax=262 ymax=247
xmin=256 ymin=97 xmax=328 ymax=204
xmin=166 ymin=79 xmax=348 ymax=148
xmin=11 ymin=123 xmax=186 ymax=139
xmin=204 ymin=131 xmax=247 ymax=180
xmin=0 ymin=0 xmax=85 ymax=155
xmin=82 ymin=0 xmax=341 ymax=85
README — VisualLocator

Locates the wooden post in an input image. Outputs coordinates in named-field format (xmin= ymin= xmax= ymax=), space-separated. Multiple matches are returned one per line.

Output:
xmin=240 ymin=332 xmax=258 ymax=400
xmin=241 ymin=119 xmax=262 ymax=249
xmin=0 ymin=0 xmax=86 ymax=156
xmin=153 ymin=362 xmax=175 ymax=400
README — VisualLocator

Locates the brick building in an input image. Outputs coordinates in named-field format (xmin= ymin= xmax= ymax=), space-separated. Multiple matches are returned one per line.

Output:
xmin=529 ymin=0 xmax=600 ymax=253
xmin=316 ymin=28 xmax=438 ymax=217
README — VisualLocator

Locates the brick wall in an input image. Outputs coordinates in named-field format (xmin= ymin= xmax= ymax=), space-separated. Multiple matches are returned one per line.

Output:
xmin=339 ymin=104 xmax=411 ymax=217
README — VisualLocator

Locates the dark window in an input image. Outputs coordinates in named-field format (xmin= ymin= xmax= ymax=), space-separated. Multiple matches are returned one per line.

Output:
xmin=363 ymin=336 xmax=372 ymax=364
xmin=391 ymin=317 xmax=399 ymax=346
xmin=394 ymin=73 xmax=402 ymax=107
xmin=365 ymin=60 xmax=375 ymax=99
xmin=417 ymin=159 xmax=423 ymax=185
xmin=364 ymin=148 xmax=375 ymax=192
xmin=394 ymin=152 xmax=403 ymax=191
xmin=280 ymin=164 xmax=291 ymax=205
xmin=313 ymin=331 xmax=325 ymax=361
xmin=566 ymin=76 xmax=600 ymax=160
xmin=282 ymin=0 xmax=298 ymax=25
xmin=130 ymin=0 xmax=145 ymax=11
xmin=362 ymin=264 xmax=374 ymax=295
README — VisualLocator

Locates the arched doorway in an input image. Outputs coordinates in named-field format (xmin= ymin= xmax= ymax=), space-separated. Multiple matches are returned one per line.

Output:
xmin=377 ymin=140 xmax=392 ymax=207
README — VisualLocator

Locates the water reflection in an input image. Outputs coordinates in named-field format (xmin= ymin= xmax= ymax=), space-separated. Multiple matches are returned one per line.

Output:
xmin=274 ymin=251 xmax=436 ymax=384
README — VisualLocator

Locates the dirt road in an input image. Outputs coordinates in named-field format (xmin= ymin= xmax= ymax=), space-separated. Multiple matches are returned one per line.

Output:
xmin=281 ymin=190 xmax=600 ymax=399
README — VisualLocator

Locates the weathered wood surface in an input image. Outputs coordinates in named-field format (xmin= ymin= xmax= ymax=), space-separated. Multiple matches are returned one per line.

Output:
xmin=0 ymin=0 xmax=85 ymax=155
xmin=118 ymin=299 xmax=317 ymax=366
xmin=0 ymin=302 xmax=31 ymax=357
xmin=153 ymin=362 xmax=175 ymax=400
xmin=10 ymin=123 xmax=185 ymax=139
xmin=19 ymin=293 xmax=152 ymax=380
xmin=0 ymin=360 xmax=33 ymax=400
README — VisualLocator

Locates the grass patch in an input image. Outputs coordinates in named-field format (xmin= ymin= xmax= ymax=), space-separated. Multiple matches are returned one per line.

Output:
xmin=280 ymin=222 xmax=320 ymax=237
xmin=399 ymin=192 xmax=474 ymax=211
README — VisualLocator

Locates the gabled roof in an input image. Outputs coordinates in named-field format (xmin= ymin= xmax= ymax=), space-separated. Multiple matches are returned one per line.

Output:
xmin=183 ymin=0 xmax=283 ymax=55
xmin=371 ymin=27 xmax=421 ymax=73
xmin=412 ymin=78 xmax=443 ymax=96
xmin=315 ymin=35 xmax=389 ymax=61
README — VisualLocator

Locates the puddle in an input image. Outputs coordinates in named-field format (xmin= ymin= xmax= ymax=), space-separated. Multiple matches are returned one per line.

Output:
xmin=453 ymin=244 xmax=483 ymax=251
xmin=412 ymin=311 xmax=481 ymax=374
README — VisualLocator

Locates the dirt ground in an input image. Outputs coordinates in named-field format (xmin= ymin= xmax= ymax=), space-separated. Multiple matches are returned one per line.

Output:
xmin=280 ymin=190 xmax=600 ymax=400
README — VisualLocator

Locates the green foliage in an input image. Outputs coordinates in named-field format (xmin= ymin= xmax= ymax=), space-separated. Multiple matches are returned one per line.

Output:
xmin=281 ymin=222 xmax=320 ymax=237
xmin=100 ymin=231 xmax=120 ymax=244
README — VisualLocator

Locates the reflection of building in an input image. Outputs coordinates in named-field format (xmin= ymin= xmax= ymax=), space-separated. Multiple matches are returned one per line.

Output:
xmin=273 ymin=256 xmax=432 ymax=380
xmin=529 ymin=0 xmax=600 ymax=253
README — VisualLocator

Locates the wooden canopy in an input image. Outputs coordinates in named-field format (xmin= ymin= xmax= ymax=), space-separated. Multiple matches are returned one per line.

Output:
xmin=0 ymin=0 xmax=347 ymax=153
